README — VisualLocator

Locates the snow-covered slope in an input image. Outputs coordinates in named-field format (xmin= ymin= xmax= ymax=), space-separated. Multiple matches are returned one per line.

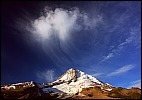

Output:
xmin=1 ymin=81 xmax=36 ymax=90
xmin=50 ymin=68 xmax=112 ymax=94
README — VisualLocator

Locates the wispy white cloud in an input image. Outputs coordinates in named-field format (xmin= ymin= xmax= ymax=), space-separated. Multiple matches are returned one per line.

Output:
xmin=100 ymin=27 xmax=140 ymax=62
xmin=130 ymin=79 xmax=141 ymax=84
xmin=36 ymin=69 xmax=55 ymax=82
xmin=107 ymin=64 xmax=134 ymax=77
xmin=118 ymin=29 xmax=140 ymax=48
xmin=32 ymin=8 xmax=79 ymax=41
xmin=101 ymin=53 xmax=114 ymax=62
xmin=92 ymin=73 xmax=104 ymax=77
xmin=127 ymin=79 xmax=141 ymax=89
xmin=30 ymin=7 xmax=103 ymax=41
xmin=26 ymin=6 xmax=103 ymax=67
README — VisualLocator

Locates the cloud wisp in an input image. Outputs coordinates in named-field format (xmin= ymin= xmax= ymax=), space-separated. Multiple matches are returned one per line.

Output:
xmin=31 ymin=7 xmax=103 ymax=42
xmin=32 ymin=8 xmax=79 ymax=41
xmin=92 ymin=73 xmax=104 ymax=77
xmin=101 ymin=53 xmax=114 ymax=62
xmin=118 ymin=28 xmax=141 ymax=48
xmin=100 ymin=27 xmax=141 ymax=62
xmin=127 ymin=79 xmax=141 ymax=89
xmin=107 ymin=64 xmax=134 ymax=77
xmin=36 ymin=69 xmax=55 ymax=82
xmin=27 ymin=6 xmax=103 ymax=67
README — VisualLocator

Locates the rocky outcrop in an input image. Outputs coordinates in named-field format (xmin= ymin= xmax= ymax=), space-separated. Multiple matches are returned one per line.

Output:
xmin=75 ymin=86 xmax=141 ymax=99
xmin=1 ymin=81 xmax=54 ymax=99
xmin=107 ymin=87 xmax=141 ymax=99
xmin=57 ymin=68 xmax=77 ymax=82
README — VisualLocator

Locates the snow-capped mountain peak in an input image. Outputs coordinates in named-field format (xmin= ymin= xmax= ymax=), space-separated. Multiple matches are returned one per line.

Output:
xmin=55 ymin=68 xmax=102 ymax=85
xmin=49 ymin=68 xmax=112 ymax=94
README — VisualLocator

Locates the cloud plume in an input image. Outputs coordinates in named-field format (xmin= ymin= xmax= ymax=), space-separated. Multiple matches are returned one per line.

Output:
xmin=107 ymin=64 xmax=134 ymax=77
xmin=127 ymin=79 xmax=141 ymax=89
xmin=31 ymin=7 xmax=103 ymax=41
xmin=28 ymin=6 xmax=103 ymax=67
xmin=36 ymin=69 xmax=55 ymax=82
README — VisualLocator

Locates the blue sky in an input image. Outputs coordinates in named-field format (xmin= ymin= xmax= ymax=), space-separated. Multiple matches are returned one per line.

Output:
xmin=1 ymin=1 xmax=141 ymax=88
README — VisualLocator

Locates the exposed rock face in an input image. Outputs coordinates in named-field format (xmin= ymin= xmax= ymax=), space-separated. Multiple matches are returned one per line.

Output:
xmin=73 ymin=86 xmax=141 ymax=99
xmin=1 ymin=81 xmax=53 ymax=99
xmin=107 ymin=87 xmax=141 ymax=99
xmin=57 ymin=68 xmax=77 ymax=82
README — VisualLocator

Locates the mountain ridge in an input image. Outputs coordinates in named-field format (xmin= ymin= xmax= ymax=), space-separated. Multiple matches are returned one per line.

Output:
xmin=1 ymin=68 xmax=141 ymax=99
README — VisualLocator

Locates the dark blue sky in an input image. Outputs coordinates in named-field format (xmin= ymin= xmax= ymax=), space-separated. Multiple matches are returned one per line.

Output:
xmin=1 ymin=1 xmax=141 ymax=88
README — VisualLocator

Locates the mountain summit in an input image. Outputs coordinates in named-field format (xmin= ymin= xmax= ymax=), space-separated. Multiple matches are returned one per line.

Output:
xmin=44 ymin=68 xmax=112 ymax=94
